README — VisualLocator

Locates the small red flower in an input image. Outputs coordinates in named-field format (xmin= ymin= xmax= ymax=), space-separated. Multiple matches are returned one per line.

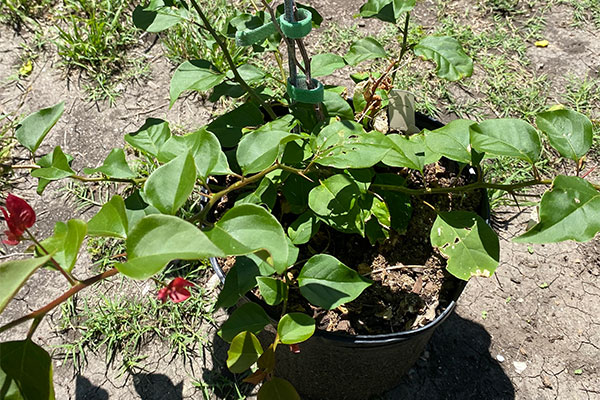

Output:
xmin=1 ymin=194 xmax=36 ymax=245
xmin=157 ymin=277 xmax=194 ymax=303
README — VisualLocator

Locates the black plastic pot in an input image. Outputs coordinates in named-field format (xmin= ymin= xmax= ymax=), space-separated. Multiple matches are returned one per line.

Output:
xmin=210 ymin=113 xmax=486 ymax=400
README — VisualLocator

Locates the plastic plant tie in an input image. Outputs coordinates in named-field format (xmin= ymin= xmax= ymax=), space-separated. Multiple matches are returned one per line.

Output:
xmin=235 ymin=20 xmax=278 ymax=47
xmin=287 ymin=75 xmax=324 ymax=104
xmin=279 ymin=8 xmax=312 ymax=39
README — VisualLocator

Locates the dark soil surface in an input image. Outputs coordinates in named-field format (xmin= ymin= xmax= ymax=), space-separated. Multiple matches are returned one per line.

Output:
xmin=1 ymin=0 xmax=599 ymax=399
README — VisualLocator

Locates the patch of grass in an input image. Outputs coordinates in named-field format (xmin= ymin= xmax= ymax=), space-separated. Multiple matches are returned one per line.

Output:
xmin=53 ymin=0 xmax=140 ymax=102
xmin=558 ymin=0 xmax=600 ymax=28
xmin=0 ymin=0 xmax=53 ymax=29
xmin=56 ymin=260 xmax=215 ymax=374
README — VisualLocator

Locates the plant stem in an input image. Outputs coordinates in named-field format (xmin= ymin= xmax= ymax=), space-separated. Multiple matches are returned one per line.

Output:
xmin=25 ymin=229 xmax=77 ymax=286
xmin=190 ymin=164 xmax=280 ymax=224
xmin=188 ymin=0 xmax=277 ymax=120
xmin=0 ymin=268 xmax=119 ymax=335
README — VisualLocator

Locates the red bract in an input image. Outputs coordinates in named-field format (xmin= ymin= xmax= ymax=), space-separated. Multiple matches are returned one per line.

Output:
xmin=1 ymin=194 xmax=36 ymax=245
xmin=157 ymin=277 xmax=194 ymax=303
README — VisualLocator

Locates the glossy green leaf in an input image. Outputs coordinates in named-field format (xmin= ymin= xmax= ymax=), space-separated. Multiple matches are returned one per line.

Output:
xmin=277 ymin=313 xmax=315 ymax=344
xmin=288 ymin=212 xmax=321 ymax=245
xmin=0 ymin=256 xmax=51 ymax=314
xmin=83 ymin=148 xmax=135 ymax=178
xmin=515 ymin=176 xmax=600 ymax=243
xmin=207 ymin=103 xmax=265 ymax=148
xmin=15 ymin=102 xmax=64 ymax=153
xmin=257 ymin=377 xmax=300 ymax=400
xmin=226 ymin=331 xmax=263 ymax=373
xmin=414 ymin=36 xmax=473 ymax=81
xmin=143 ymin=152 xmax=196 ymax=215
xmin=431 ymin=211 xmax=499 ymax=280
xmin=205 ymin=204 xmax=289 ymax=273
xmin=470 ymin=119 xmax=541 ymax=164
xmin=34 ymin=150 xmax=74 ymax=194
xmin=132 ymin=0 xmax=188 ymax=32
xmin=170 ymin=60 xmax=225 ymax=107
xmin=215 ymin=257 xmax=261 ymax=309
xmin=158 ymin=128 xmax=230 ymax=182
xmin=344 ymin=37 xmax=388 ymax=66
xmin=536 ymin=109 xmax=593 ymax=162
xmin=123 ymin=190 xmax=160 ymax=231
xmin=322 ymin=90 xmax=354 ymax=120
xmin=256 ymin=277 xmax=288 ymax=306
xmin=308 ymin=174 xmax=368 ymax=235
xmin=219 ymin=303 xmax=271 ymax=343
xmin=372 ymin=174 xmax=412 ymax=232
xmin=39 ymin=219 xmax=87 ymax=273
xmin=125 ymin=118 xmax=171 ymax=158
xmin=227 ymin=63 xmax=265 ymax=84
xmin=118 ymin=215 xmax=223 ymax=279
xmin=31 ymin=146 xmax=75 ymax=180
xmin=88 ymin=195 xmax=128 ymax=239
xmin=311 ymin=53 xmax=346 ymax=77
xmin=0 ymin=340 xmax=55 ymax=400
xmin=236 ymin=124 xmax=300 ymax=174
xmin=359 ymin=0 xmax=395 ymax=22
xmin=382 ymin=134 xmax=425 ymax=172
xmin=424 ymin=119 xmax=475 ymax=164
xmin=298 ymin=254 xmax=372 ymax=309
xmin=313 ymin=120 xmax=391 ymax=169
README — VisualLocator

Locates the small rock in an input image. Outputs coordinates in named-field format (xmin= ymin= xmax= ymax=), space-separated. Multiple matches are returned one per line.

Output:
xmin=496 ymin=354 xmax=505 ymax=363
xmin=514 ymin=361 xmax=527 ymax=374
xmin=358 ymin=22 xmax=366 ymax=27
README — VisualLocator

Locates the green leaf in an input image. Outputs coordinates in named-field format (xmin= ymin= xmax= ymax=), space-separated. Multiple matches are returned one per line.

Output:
xmin=118 ymin=215 xmax=223 ymax=279
xmin=88 ymin=195 xmax=128 ymax=239
xmin=219 ymin=303 xmax=271 ymax=343
xmin=470 ymin=119 xmax=541 ymax=164
xmin=0 ymin=340 xmax=55 ymax=400
xmin=30 ymin=146 xmax=75 ymax=180
xmin=536 ymin=109 xmax=593 ymax=162
xmin=382 ymin=134 xmax=425 ymax=172
xmin=311 ymin=53 xmax=346 ymax=77
xmin=123 ymin=190 xmax=160 ymax=232
xmin=281 ymin=173 xmax=318 ymax=214
xmin=205 ymin=204 xmax=289 ymax=273
xmin=170 ymin=60 xmax=225 ymax=107
xmin=424 ymin=119 xmax=475 ymax=164
xmin=34 ymin=151 xmax=73 ymax=194
xmin=226 ymin=331 xmax=263 ymax=373
xmin=227 ymin=63 xmax=265 ymax=84
xmin=288 ymin=212 xmax=320 ymax=245
xmin=322 ymin=90 xmax=354 ymax=120
xmin=308 ymin=174 xmax=369 ymax=235
xmin=515 ymin=176 xmax=600 ymax=243
xmin=143 ymin=151 xmax=196 ymax=215
xmin=235 ymin=177 xmax=277 ymax=210
xmin=393 ymin=0 xmax=416 ymax=17
xmin=359 ymin=0 xmax=395 ymax=22
xmin=132 ymin=0 xmax=188 ymax=32
xmin=236 ymin=124 xmax=300 ymax=174
xmin=215 ymin=257 xmax=261 ymax=309
xmin=277 ymin=313 xmax=315 ymax=344
xmin=372 ymin=174 xmax=412 ymax=232
xmin=313 ymin=120 xmax=391 ymax=169
xmin=0 ymin=256 xmax=51 ymax=314
xmin=298 ymin=254 xmax=372 ymax=309
xmin=431 ymin=211 xmax=500 ymax=280
xmin=83 ymin=148 xmax=135 ymax=178
xmin=125 ymin=118 xmax=171 ymax=158
xmin=414 ymin=36 xmax=473 ymax=81
xmin=257 ymin=377 xmax=300 ymax=400
xmin=15 ymin=102 xmax=64 ymax=153
xmin=207 ymin=103 xmax=265 ymax=148
xmin=158 ymin=128 xmax=230 ymax=182
xmin=39 ymin=220 xmax=87 ymax=273
xmin=256 ymin=277 xmax=288 ymax=306
xmin=344 ymin=37 xmax=388 ymax=66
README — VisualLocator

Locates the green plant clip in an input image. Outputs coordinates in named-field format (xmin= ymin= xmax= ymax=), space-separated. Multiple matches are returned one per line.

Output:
xmin=235 ymin=20 xmax=278 ymax=47
xmin=287 ymin=75 xmax=324 ymax=104
xmin=279 ymin=8 xmax=313 ymax=39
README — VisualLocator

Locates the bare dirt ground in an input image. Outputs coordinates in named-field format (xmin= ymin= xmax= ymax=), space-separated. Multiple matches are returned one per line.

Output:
xmin=1 ymin=0 xmax=599 ymax=399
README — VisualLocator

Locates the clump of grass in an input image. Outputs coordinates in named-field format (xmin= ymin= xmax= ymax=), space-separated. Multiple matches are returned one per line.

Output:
xmin=0 ymin=0 xmax=53 ymax=30
xmin=53 ymin=0 xmax=140 ymax=102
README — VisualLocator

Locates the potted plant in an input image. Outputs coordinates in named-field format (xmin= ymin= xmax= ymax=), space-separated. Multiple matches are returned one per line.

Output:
xmin=0 ymin=0 xmax=598 ymax=399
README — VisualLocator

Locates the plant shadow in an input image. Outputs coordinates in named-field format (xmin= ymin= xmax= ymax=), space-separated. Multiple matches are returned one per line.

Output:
xmin=383 ymin=313 xmax=515 ymax=400
xmin=75 ymin=375 xmax=109 ymax=400
xmin=131 ymin=373 xmax=184 ymax=400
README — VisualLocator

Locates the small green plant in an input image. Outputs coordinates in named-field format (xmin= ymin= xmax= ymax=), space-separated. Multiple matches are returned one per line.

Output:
xmin=0 ymin=0 xmax=599 ymax=399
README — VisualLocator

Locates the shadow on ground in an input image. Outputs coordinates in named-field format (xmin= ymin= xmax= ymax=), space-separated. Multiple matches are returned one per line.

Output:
xmin=386 ymin=313 xmax=515 ymax=400
xmin=75 ymin=376 xmax=109 ymax=400
xmin=75 ymin=373 xmax=184 ymax=400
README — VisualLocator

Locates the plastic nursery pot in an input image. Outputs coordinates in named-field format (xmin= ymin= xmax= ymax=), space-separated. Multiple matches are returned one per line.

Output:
xmin=211 ymin=114 xmax=487 ymax=400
